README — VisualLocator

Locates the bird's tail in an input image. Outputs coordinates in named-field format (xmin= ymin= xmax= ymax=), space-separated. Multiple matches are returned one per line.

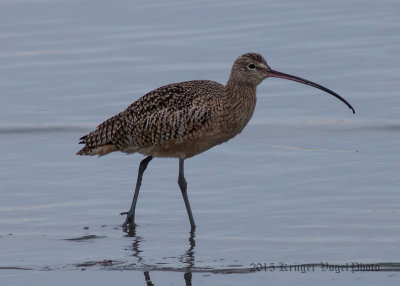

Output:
xmin=76 ymin=142 xmax=117 ymax=156
xmin=76 ymin=114 xmax=121 ymax=156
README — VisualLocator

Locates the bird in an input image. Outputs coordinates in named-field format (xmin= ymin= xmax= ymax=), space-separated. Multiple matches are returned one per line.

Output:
xmin=77 ymin=52 xmax=355 ymax=230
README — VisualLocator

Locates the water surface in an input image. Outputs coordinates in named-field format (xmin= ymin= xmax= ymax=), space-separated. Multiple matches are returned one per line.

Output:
xmin=1 ymin=0 xmax=400 ymax=285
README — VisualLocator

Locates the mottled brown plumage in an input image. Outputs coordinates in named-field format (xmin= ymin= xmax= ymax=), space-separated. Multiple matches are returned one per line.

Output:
xmin=77 ymin=52 xmax=354 ymax=230
xmin=77 ymin=53 xmax=267 ymax=159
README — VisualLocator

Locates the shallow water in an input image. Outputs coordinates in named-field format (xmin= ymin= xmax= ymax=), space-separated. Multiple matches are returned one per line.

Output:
xmin=1 ymin=0 xmax=400 ymax=285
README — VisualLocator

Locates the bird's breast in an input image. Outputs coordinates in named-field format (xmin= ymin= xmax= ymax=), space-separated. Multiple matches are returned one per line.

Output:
xmin=220 ymin=89 xmax=257 ymax=136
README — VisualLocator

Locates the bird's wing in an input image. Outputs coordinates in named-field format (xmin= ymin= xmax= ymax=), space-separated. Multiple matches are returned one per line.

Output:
xmin=77 ymin=80 xmax=223 ymax=155
xmin=116 ymin=81 xmax=220 ymax=148
xmin=121 ymin=103 xmax=213 ymax=148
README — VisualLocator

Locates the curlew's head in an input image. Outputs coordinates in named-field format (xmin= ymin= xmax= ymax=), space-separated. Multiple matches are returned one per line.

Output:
xmin=228 ymin=52 xmax=355 ymax=113
xmin=229 ymin=53 xmax=270 ymax=86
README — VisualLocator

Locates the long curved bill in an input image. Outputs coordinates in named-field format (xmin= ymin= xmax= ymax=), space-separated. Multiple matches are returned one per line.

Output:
xmin=266 ymin=69 xmax=355 ymax=114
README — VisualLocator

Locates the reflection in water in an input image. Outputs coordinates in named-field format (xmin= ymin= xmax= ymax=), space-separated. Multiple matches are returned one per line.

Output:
xmin=124 ymin=226 xmax=144 ymax=264
xmin=181 ymin=230 xmax=195 ymax=286
xmin=144 ymin=271 xmax=154 ymax=286
xmin=180 ymin=229 xmax=196 ymax=271
xmin=144 ymin=270 xmax=192 ymax=286
xmin=125 ymin=226 xmax=195 ymax=285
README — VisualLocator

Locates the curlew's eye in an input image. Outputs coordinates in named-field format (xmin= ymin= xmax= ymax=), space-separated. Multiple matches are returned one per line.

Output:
xmin=247 ymin=63 xmax=256 ymax=70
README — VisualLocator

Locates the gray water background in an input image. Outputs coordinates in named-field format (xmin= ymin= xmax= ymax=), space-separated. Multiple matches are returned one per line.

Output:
xmin=1 ymin=0 xmax=400 ymax=285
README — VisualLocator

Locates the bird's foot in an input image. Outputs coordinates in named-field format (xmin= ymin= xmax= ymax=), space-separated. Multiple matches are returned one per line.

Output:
xmin=121 ymin=211 xmax=136 ymax=229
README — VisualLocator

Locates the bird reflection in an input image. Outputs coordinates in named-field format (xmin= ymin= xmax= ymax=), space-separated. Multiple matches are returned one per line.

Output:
xmin=144 ymin=271 xmax=154 ymax=286
xmin=125 ymin=226 xmax=195 ymax=286
xmin=180 ymin=229 xmax=196 ymax=269
xmin=125 ymin=226 xmax=144 ymax=264
xmin=144 ymin=270 xmax=192 ymax=286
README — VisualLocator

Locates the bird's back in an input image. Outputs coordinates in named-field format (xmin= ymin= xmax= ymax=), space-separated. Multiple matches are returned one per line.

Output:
xmin=77 ymin=80 xmax=226 ymax=158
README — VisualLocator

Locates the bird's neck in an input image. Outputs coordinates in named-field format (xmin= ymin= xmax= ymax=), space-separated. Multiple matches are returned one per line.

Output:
xmin=221 ymin=80 xmax=258 ymax=133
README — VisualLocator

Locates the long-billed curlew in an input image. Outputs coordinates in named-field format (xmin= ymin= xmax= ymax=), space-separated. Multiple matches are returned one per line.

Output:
xmin=77 ymin=53 xmax=355 ymax=230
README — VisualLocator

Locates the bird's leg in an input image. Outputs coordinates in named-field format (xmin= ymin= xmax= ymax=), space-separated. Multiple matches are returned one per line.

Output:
xmin=178 ymin=159 xmax=196 ymax=230
xmin=122 ymin=156 xmax=153 ymax=228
